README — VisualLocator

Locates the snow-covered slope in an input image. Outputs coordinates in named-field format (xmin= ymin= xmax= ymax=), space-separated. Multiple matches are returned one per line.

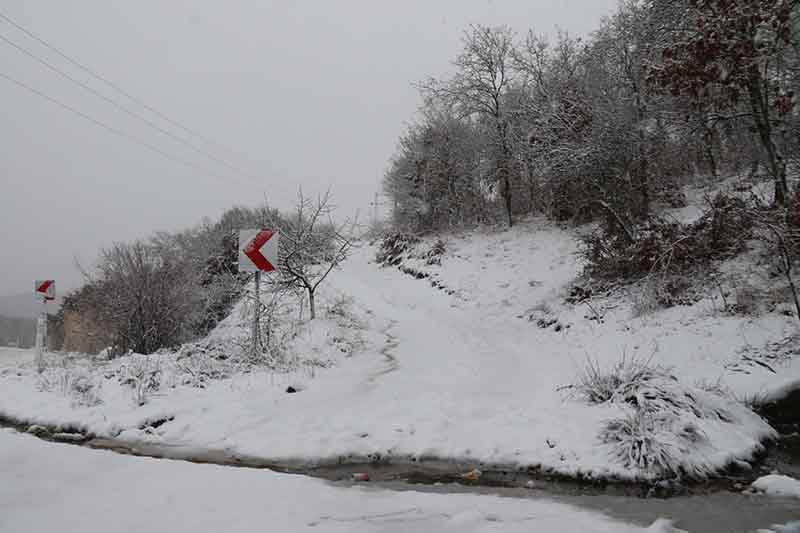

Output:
xmin=1 ymin=210 xmax=799 ymax=481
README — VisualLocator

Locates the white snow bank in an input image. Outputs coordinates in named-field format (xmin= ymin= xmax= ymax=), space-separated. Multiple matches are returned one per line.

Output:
xmin=645 ymin=518 xmax=688 ymax=533
xmin=0 ymin=428 xmax=654 ymax=533
xmin=760 ymin=377 xmax=800 ymax=403
xmin=756 ymin=522 xmax=800 ymax=533
xmin=752 ymin=474 xmax=800 ymax=499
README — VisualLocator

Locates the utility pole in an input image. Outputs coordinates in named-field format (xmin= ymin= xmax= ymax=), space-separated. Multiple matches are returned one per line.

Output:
xmin=370 ymin=191 xmax=384 ymax=226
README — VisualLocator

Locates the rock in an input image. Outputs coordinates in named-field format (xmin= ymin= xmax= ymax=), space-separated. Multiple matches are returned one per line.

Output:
xmin=51 ymin=432 xmax=87 ymax=443
xmin=26 ymin=424 xmax=50 ymax=437
xmin=460 ymin=468 xmax=482 ymax=481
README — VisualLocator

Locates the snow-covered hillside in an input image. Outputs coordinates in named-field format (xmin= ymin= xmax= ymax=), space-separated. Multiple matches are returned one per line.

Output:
xmin=1 ymin=205 xmax=800 ymax=482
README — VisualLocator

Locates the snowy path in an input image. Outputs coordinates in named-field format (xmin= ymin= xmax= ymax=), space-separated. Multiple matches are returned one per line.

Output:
xmin=0 ymin=428 xmax=654 ymax=533
xmin=317 ymin=244 xmax=641 ymax=473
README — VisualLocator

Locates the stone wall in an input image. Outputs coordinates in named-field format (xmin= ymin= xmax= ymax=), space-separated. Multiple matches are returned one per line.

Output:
xmin=61 ymin=309 xmax=111 ymax=354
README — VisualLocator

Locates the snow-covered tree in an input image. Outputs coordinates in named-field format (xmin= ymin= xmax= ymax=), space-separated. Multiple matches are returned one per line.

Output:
xmin=648 ymin=0 xmax=797 ymax=205
xmin=420 ymin=25 xmax=518 ymax=226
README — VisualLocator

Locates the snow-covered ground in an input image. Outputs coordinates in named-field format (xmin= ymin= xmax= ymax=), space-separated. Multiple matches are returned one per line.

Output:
xmin=1 ymin=202 xmax=800 ymax=481
xmin=0 ymin=428 xmax=667 ymax=533
xmin=752 ymin=474 xmax=800 ymax=499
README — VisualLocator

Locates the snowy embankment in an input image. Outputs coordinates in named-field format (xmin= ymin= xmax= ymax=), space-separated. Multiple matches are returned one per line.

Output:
xmin=1 ymin=211 xmax=799 ymax=482
xmin=0 ymin=428 xmax=667 ymax=533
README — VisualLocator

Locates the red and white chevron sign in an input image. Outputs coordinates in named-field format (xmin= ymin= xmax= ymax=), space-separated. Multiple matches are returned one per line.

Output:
xmin=34 ymin=279 xmax=55 ymax=300
xmin=238 ymin=229 xmax=279 ymax=273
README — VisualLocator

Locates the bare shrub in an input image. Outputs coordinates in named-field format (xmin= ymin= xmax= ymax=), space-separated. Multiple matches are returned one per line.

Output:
xmin=732 ymin=282 xmax=762 ymax=315
xmin=582 ymin=194 xmax=753 ymax=281
xmin=375 ymin=232 xmax=420 ymax=266
xmin=630 ymin=281 xmax=662 ymax=317
xmin=631 ymin=275 xmax=700 ymax=317
xmin=242 ymin=284 xmax=301 ymax=368
xmin=36 ymin=362 xmax=103 ymax=407
xmin=423 ymin=239 xmax=447 ymax=265
xmin=325 ymin=294 xmax=353 ymax=319
xmin=68 ymin=371 xmax=103 ymax=407
xmin=173 ymin=345 xmax=235 ymax=388
xmin=118 ymin=354 xmax=162 ymax=406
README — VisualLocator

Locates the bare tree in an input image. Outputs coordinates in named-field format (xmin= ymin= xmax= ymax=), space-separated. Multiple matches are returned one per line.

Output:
xmin=86 ymin=241 xmax=197 ymax=354
xmin=265 ymin=190 xmax=353 ymax=320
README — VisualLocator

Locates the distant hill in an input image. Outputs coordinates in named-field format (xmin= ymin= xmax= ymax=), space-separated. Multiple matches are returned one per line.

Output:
xmin=0 ymin=292 xmax=62 ymax=319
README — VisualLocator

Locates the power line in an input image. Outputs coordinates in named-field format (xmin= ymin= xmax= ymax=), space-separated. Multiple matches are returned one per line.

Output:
xmin=0 ymin=30 xmax=264 ymax=186
xmin=0 ymin=70 xmax=251 ymax=187
xmin=0 ymin=9 xmax=242 ymax=159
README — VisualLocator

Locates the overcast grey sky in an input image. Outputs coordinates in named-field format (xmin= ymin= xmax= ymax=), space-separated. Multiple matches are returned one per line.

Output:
xmin=0 ymin=0 xmax=616 ymax=296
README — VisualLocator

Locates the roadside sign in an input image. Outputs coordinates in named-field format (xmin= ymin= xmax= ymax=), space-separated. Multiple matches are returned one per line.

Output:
xmin=34 ymin=280 xmax=55 ymax=301
xmin=34 ymin=280 xmax=54 ymax=372
xmin=239 ymin=229 xmax=278 ymax=273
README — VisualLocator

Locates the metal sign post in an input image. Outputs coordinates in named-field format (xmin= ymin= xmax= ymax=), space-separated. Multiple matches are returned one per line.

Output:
xmin=238 ymin=230 xmax=278 ymax=359
xmin=252 ymin=270 xmax=261 ymax=355
xmin=35 ymin=311 xmax=44 ymax=373
xmin=33 ymin=280 xmax=55 ymax=373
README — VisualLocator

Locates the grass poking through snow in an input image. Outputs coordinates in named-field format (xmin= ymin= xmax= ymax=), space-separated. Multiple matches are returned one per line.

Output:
xmin=575 ymin=354 xmax=743 ymax=478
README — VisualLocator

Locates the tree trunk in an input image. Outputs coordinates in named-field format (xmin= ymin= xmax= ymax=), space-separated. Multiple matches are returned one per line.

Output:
xmin=503 ymin=173 xmax=513 ymax=227
xmin=703 ymin=122 xmax=718 ymax=180
xmin=528 ymin=169 xmax=536 ymax=214
xmin=497 ymin=121 xmax=513 ymax=227
xmin=747 ymin=69 xmax=788 ymax=206
xmin=308 ymin=288 xmax=316 ymax=320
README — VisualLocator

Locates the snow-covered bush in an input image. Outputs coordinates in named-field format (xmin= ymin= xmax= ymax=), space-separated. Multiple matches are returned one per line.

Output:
xmin=117 ymin=354 xmax=162 ymax=406
xmin=36 ymin=362 xmax=103 ymax=407
xmin=423 ymin=239 xmax=446 ymax=265
xmin=375 ymin=232 xmax=420 ymax=266
xmin=577 ymin=354 xmax=740 ymax=477
xmin=175 ymin=348 xmax=235 ymax=388
xmin=600 ymin=410 xmax=704 ymax=477
xmin=325 ymin=294 xmax=353 ymax=320
xmin=68 ymin=371 xmax=103 ymax=407
xmin=577 ymin=354 xmax=734 ymax=421
xmin=582 ymin=194 xmax=752 ymax=282
xmin=576 ymin=354 xmax=664 ymax=405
